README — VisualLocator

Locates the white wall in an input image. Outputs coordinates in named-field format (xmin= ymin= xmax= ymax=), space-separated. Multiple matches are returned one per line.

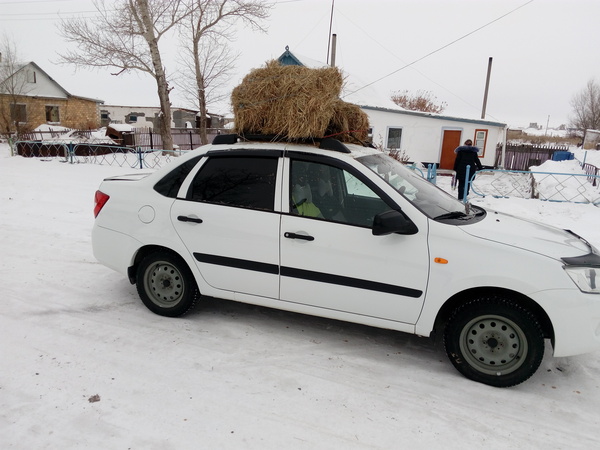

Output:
xmin=364 ymin=108 xmax=505 ymax=167
xmin=101 ymin=105 xmax=169 ymax=129
xmin=20 ymin=64 xmax=67 ymax=99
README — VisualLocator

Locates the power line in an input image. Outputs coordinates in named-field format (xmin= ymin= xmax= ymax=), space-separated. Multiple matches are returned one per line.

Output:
xmin=0 ymin=15 xmax=101 ymax=21
xmin=1 ymin=10 xmax=99 ymax=16
xmin=344 ymin=0 xmax=534 ymax=97
xmin=0 ymin=0 xmax=80 ymax=4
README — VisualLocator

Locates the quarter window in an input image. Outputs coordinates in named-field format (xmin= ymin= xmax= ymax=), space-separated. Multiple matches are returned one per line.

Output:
xmin=189 ymin=156 xmax=278 ymax=211
xmin=154 ymin=155 xmax=203 ymax=198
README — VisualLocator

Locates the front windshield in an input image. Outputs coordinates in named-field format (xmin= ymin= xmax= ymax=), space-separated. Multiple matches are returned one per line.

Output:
xmin=357 ymin=153 xmax=467 ymax=219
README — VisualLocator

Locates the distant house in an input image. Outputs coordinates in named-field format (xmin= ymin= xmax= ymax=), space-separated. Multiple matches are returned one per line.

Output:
xmin=0 ymin=61 xmax=103 ymax=133
xmin=277 ymin=47 xmax=507 ymax=168
xmin=100 ymin=104 xmax=225 ymax=130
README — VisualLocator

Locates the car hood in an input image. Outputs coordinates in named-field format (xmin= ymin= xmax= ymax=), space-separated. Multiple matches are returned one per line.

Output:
xmin=460 ymin=209 xmax=591 ymax=260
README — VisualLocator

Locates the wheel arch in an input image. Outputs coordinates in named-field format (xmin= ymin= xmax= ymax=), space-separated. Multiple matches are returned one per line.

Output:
xmin=433 ymin=287 xmax=555 ymax=343
xmin=127 ymin=245 xmax=188 ymax=284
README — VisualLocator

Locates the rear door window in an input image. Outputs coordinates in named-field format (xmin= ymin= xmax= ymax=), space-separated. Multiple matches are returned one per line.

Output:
xmin=187 ymin=156 xmax=278 ymax=211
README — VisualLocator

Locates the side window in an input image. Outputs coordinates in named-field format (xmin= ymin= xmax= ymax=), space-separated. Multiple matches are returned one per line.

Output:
xmin=188 ymin=156 xmax=278 ymax=211
xmin=290 ymin=159 xmax=392 ymax=227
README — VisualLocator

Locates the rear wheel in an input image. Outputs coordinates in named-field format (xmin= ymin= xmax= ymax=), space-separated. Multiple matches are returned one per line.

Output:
xmin=444 ymin=296 xmax=544 ymax=387
xmin=136 ymin=252 xmax=199 ymax=317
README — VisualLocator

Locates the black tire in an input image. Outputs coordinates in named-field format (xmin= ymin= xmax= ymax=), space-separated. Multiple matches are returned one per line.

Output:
xmin=136 ymin=251 xmax=200 ymax=317
xmin=444 ymin=296 xmax=545 ymax=387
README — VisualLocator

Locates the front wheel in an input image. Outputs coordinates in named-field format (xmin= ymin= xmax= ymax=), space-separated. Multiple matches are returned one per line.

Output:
xmin=444 ymin=296 xmax=545 ymax=387
xmin=136 ymin=252 xmax=200 ymax=317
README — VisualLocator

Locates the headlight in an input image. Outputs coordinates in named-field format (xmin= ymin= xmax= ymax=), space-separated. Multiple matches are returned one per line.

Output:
xmin=564 ymin=266 xmax=600 ymax=293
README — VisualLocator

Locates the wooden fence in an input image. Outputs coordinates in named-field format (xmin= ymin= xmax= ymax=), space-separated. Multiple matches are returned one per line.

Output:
xmin=495 ymin=144 xmax=569 ymax=171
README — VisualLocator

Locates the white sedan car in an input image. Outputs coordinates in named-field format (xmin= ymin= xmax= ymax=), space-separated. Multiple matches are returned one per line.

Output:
xmin=92 ymin=136 xmax=600 ymax=387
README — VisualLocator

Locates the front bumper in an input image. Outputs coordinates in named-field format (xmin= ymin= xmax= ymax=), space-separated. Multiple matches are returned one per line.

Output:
xmin=530 ymin=288 xmax=600 ymax=357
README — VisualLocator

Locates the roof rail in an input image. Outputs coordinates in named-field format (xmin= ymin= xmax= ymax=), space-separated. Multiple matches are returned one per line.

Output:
xmin=212 ymin=134 xmax=238 ymax=145
xmin=212 ymin=133 xmax=354 ymax=154
xmin=319 ymin=138 xmax=351 ymax=153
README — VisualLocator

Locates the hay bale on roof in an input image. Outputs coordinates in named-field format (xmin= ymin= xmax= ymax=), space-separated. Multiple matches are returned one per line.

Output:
xmin=326 ymin=99 xmax=370 ymax=143
xmin=232 ymin=61 xmax=346 ymax=140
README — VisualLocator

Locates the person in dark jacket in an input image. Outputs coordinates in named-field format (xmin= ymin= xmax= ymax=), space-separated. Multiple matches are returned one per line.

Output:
xmin=453 ymin=139 xmax=482 ymax=200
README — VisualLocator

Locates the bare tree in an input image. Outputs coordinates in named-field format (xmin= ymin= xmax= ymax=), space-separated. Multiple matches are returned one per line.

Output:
xmin=570 ymin=79 xmax=600 ymax=141
xmin=391 ymin=89 xmax=447 ymax=114
xmin=59 ymin=0 xmax=190 ymax=150
xmin=0 ymin=34 xmax=32 ymax=137
xmin=176 ymin=35 xmax=237 ymax=131
xmin=179 ymin=0 xmax=270 ymax=144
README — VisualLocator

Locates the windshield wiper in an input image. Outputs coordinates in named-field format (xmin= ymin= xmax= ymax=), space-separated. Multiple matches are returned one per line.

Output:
xmin=433 ymin=211 xmax=471 ymax=221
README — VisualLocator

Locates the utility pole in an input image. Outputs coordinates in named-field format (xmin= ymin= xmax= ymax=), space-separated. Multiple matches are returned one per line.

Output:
xmin=481 ymin=57 xmax=493 ymax=119
xmin=330 ymin=34 xmax=337 ymax=67
xmin=326 ymin=0 xmax=335 ymax=64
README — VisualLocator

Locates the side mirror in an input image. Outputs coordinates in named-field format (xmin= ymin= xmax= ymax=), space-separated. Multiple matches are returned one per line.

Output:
xmin=372 ymin=210 xmax=418 ymax=236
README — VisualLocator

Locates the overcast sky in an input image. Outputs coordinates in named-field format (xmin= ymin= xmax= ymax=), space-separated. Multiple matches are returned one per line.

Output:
xmin=1 ymin=0 xmax=599 ymax=128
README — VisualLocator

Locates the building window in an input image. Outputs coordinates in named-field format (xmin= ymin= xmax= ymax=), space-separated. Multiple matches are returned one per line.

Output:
xmin=386 ymin=127 xmax=402 ymax=149
xmin=45 ymin=105 xmax=60 ymax=123
xmin=10 ymin=104 xmax=27 ymax=123
xmin=28 ymin=70 xmax=37 ymax=83
xmin=474 ymin=129 xmax=488 ymax=156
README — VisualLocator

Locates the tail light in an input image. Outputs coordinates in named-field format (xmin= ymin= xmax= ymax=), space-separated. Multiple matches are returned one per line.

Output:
xmin=94 ymin=190 xmax=110 ymax=218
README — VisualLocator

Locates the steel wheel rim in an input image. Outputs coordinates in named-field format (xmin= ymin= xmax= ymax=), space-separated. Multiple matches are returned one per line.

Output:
xmin=459 ymin=314 xmax=528 ymax=376
xmin=143 ymin=261 xmax=185 ymax=307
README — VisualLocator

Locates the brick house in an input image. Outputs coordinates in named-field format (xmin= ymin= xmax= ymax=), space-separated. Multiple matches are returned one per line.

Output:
xmin=0 ymin=61 xmax=103 ymax=133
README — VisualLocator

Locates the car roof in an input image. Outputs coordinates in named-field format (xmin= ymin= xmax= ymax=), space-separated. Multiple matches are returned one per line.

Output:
xmin=193 ymin=138 xmax=381 ymax=161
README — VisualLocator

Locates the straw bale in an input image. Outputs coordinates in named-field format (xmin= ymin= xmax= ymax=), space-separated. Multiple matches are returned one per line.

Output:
xmin=326 ymin=99 xmax=370 ymax=143
xmin=232 ymin=61 xmax=345 ymax=139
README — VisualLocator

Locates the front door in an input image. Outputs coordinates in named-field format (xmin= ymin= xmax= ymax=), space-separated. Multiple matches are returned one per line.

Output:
xmin=439 ymin=130 xmax=462 ymax=170
xmin=279 ymin=156 xmax=429 ymax=325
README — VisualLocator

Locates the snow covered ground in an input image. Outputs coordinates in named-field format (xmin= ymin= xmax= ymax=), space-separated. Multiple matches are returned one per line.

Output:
xmin=2 ymin=142 xmax=600 ymax=449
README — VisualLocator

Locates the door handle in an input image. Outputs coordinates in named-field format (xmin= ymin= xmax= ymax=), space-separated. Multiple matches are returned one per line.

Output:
xmin=284 ymin=232 xmax=314 ymax=241
xmin=177 ymin=215 xmax=203 ymax=224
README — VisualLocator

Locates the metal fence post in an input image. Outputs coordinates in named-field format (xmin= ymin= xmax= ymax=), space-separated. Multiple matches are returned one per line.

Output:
xmin=137 ymin=147 xmax=143 ymax=169
xmin=68 ymin=142 xmax=74 ymax=164
xmin=463 ymin=165 xmax=471 ymax=203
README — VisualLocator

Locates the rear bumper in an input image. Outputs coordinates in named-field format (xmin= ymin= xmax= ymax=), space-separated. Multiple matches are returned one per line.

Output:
xmin=92 ymin=224 xmax=142 ymax=277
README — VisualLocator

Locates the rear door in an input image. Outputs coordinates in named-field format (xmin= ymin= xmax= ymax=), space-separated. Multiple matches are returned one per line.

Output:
xmin=171 ymin=151 xmax=282 ymax=299
xmin=279 ymin=154 xmax=429 ymax=325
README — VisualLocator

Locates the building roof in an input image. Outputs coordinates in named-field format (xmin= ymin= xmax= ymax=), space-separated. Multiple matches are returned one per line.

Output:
xmin=1 ymin=61 xmax=103 ymax=103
